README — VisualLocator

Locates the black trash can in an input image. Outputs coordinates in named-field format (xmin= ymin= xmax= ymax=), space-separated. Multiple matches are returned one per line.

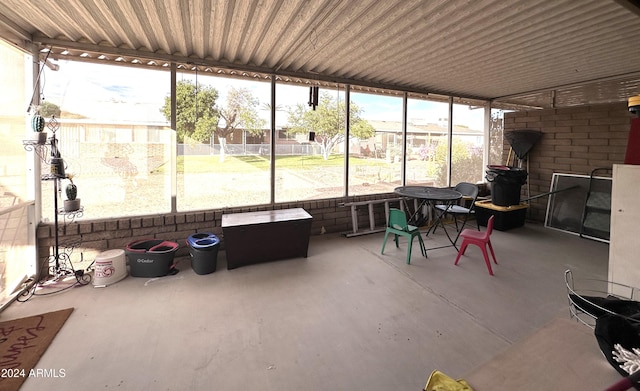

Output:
xmin=186 ymin=232 xmax=220 ymax=275
xmin=485 ymin=165 xmax=528 ymax=206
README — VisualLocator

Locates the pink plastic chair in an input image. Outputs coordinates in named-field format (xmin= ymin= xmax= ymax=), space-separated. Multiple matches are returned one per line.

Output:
xmin=454 ymin=215 xmax=498 ymax=275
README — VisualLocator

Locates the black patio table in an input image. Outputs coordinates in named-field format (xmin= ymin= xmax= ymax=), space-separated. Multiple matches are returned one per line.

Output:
xmin=393 ymin=186 xmax=462 ymax=251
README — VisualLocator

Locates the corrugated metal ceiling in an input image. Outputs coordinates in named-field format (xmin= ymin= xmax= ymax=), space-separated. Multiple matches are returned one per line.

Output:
xmin=1 ymin=0 xmax=639 ymax=109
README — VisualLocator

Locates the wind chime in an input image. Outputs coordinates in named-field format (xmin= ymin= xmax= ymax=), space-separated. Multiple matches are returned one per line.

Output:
xmin=308 ymin=86 xmax=319 ymax=142
xmin=308 ymin=85 xmax=319 ymax=110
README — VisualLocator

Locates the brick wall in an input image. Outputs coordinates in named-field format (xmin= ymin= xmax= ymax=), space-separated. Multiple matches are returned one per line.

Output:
xmin=37 ymin=192 xmax=399 ymax=266
xmin=504 ymin=102 xmax=632 ymax=222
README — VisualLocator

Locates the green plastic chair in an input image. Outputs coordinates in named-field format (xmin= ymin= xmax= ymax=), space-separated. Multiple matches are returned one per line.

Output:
xmin=381 ymin=208 xmax=426 ymax=264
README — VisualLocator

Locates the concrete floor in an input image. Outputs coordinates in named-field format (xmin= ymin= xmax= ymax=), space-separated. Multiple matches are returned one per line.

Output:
xmin=1 ymin=221 xmax=620 ymax=390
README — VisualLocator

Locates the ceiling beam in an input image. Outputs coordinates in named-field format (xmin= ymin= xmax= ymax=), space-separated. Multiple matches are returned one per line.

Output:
xmin=34 ymin=34 xmax=492 ymax=103
xmin=0 ymin=13 xmax=31 ymax=47
xmin=615 ymin=0 xmax=640 ymax=17
xmin=492 ymin=69 xmax=640 ymax=102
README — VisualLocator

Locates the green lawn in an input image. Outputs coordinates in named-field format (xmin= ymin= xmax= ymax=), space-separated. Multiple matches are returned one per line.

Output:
xmin=155 ymin=154 xmax=392 ymax=173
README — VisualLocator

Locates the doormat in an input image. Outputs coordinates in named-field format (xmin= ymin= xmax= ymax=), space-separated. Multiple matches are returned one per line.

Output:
xmin=0 ymin=308 xmax=74 ymax=391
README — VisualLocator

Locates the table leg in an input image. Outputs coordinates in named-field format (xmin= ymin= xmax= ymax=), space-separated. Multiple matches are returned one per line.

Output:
xmin=401 ymin=198 xmax=428 ymax=226
xmin=425 ymin=200 xmax=459 ymax=251
xmin=431 ymin=206 xmax=472 ymax=246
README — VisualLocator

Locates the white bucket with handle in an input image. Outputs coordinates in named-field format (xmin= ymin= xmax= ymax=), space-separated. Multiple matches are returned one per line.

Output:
xmin=93 ymin=249 xmax=127 ymax=287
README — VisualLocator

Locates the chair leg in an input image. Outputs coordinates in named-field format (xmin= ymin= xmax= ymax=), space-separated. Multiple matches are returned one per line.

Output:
xmin=487 ymin=240 xmax=498 ymax=264
xmin=454 ymin=242 xmax=469 ymax=265
xmin=406 ymin=236 xmax=414 ymax=264
xmin=381 ymin=231 xmax=390 ymax=254
xmin=481 ymin=245 xmax=494 ymax=276
xmin=417 ymin=234 xmax=427 ymax=257
xmin=459 ymin=214 xmax=471 ymax=233
xmin=394 ymin=234 xmax=399 ymax=248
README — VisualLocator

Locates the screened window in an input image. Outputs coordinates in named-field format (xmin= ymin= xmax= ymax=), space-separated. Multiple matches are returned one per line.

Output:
xmin=41 ymin=61 xmax=171 ymax=220
xmin=451 ymin=101 xmax=486 ymax=186
xmin=275 ymin=84 xmax=345 ymax=202
xmin=34 ymin=58 xmax=499 ymax=217
xmin=174 ymin=74 xmax=271 ymax=210
xmin=348 ymin=92 xmax=402 ymax=195
xmin=406 ymin=98 xmax=450 ymax=187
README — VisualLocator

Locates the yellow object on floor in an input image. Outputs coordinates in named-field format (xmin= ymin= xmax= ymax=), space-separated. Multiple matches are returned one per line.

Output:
xmin=424 ymin=370 xmax=473 ymax=391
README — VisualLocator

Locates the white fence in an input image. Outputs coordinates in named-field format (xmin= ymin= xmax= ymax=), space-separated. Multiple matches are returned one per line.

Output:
xmin=178 ymin=143 xmax=324 ymax=156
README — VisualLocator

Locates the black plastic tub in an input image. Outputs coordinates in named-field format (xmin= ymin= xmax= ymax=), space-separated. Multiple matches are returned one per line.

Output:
xmin=186 ymin=232 xmax=220 ymax=275
xmin=125 ymin=239 xmax=179 ymax=277
xmin=485 ymin=165 xmax=528 ymax=206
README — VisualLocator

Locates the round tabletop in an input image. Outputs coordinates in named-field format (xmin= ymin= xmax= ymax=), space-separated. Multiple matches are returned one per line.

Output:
xmin=394 ymin=186 xmax=462 ymax=201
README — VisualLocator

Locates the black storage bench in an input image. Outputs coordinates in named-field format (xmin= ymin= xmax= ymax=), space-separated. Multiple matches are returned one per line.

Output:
xmin=221 ymin=208 xmax=313 ymax=269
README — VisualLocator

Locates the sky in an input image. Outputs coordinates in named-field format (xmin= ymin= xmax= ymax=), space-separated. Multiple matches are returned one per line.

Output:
xmin=42 ymin=59 xmax=485 ymax=129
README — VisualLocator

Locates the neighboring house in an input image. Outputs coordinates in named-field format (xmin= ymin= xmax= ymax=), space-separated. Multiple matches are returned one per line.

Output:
xmin=356 ymin=119 xmax=483 ymax=158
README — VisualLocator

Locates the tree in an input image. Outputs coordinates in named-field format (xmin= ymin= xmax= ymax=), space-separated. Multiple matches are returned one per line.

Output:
xmin=286 ymin=91 xmax=375 ymax=160
xmin=161 ymin=80 xmax=219 ymax=143
xmin=433 ymin=137 xmax=483 ymax=185
xmin=40 ymin=101 xmax=61 ymax=118
xmin=216 ymin=86 xmax=266 ymax=162
xmin=260 ymin=102 xmax=284 ymax=113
